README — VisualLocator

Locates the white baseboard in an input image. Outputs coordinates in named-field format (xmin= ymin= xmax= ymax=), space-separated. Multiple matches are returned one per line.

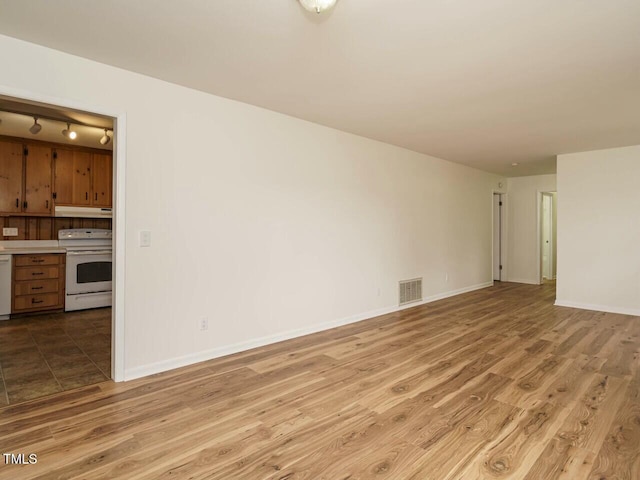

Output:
xmin=124 ymin=281 xmax=493 ymax=381
xmin=554 ymin=300 xmax=640 ymax=317
xmin=506 ymin=278 xmax=540 ymax=285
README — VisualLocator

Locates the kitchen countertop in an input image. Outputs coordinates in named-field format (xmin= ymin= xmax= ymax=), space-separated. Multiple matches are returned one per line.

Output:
xmin=0 ymin=246 xmax=67 ymax=255
xmin=0 ymin=240 xmax=66 ymax=255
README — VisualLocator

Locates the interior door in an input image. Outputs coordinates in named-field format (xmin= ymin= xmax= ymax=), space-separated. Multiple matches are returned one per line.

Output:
xmin=493 ymin=194 xmax=502 ymax=281
xmin=541 ymin=194 xmax=552 ymax=279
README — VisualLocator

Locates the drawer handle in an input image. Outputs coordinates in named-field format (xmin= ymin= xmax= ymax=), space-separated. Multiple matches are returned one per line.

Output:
xmin=33 ymin=259 xmax=45 ymax=263
xmin=31 ymin=272 xmax=44 ymax=276
xmin=31 ymin=286 xmax=44 ymax=290
xmin=31 ymin=299 xmax=44 ymax=304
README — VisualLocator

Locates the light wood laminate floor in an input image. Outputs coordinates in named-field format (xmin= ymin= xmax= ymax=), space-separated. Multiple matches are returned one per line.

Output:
xmin=0 ymin=282 xmax=638 ymax=479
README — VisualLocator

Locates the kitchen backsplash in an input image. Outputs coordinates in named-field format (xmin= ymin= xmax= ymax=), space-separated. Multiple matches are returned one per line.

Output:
xmin=0 ymin=216 xmax=112 ymax=241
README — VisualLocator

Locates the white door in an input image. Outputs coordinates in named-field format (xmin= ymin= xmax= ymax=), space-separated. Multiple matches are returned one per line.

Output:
xmin=493 ymin=194 xmax=502 ymax=281
xmin=541 ymin=194 xmax=553 ymax=280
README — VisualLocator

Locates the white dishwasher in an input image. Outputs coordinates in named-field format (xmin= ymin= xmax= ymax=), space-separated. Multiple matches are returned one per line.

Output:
xmin=0 ymin=254 xmax=11 ymax=320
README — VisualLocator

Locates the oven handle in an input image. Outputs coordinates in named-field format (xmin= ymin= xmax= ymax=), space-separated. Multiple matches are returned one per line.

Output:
xmin=66 ymin=250 xmax=112 ymax=256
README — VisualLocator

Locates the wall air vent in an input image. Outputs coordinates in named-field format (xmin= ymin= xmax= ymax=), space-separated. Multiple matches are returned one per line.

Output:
xmin=399 ymin=278 xmax=422 ymax=306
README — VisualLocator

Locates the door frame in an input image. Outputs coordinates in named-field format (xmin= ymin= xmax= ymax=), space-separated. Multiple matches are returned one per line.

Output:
xmin=536 ymin=190 xmax=556 ymax=285
xmin=0 ymin=83 xmax=127 ymax=382
xmin=492 ymin=191 xmax=507 ymax=283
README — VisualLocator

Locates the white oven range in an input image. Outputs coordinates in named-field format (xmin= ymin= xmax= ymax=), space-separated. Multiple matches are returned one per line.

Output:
xmin=58 ymin=229 xmax=112 ymax=312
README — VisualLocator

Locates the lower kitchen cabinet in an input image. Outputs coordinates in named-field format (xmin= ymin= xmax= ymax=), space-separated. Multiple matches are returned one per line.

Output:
xmin=12 ymin=254 xmax=65 ymax=314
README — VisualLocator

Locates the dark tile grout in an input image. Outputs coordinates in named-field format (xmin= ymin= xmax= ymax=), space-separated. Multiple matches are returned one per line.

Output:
xmin=61 ymin=327 xmax=110 ymax=381
xmin=1 ymin=309 xmax=112 ymax=405
xmin=27 ymin=328 xmax=64 ymax=393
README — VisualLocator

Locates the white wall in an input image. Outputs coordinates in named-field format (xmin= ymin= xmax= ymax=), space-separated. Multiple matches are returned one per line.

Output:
xmin=506 ymin=174 xmax=557 ymax=284
xmin=0 ymin=35 xmax=504 ymax=379
xmin=556 ymin=146 xmax=640 ymax=315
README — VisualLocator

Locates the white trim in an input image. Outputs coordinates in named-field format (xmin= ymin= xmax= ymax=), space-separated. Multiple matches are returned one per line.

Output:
xmin=0 ymin=83 xmax=127 ymax=382
xmin=124 ymin=281 xmax=494 ymax=380
xmin=536 ymin=190 xmax=543 ymax=285
xmin=554 ymin=300 xmax=640 ymax=317
xmin=507 ymin=278 xmax=541 ymax=285
xmin=492 ymin=190 xmax=508 ymax=282
xmin=112 ymin=114 xmax=126 ymax=382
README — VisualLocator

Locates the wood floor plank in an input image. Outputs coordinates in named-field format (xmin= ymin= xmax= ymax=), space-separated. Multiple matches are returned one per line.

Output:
xmin=587 ymin=382 xmax=640 ymax=480
xmin=0 ymin=281 xmax=638 ymax=480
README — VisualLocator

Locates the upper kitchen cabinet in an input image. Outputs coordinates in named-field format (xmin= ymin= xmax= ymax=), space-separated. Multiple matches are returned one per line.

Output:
xmin=53 ymin=149 xmax=113 ymax=208
xmin=0 ymin=140 xmax=24 ymax=214
xmin=53 ymin=149 xmax=93 ymax=206
xmin=0 ymin=140 xmax=53 ymax=216
xmin=91 ymin=153 xmax=112 ymax=207
xmin=24 ymin=145 xmax=53 ymax=215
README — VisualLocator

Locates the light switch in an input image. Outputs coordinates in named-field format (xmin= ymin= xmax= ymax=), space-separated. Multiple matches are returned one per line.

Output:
xmin=139 ymin=230 xmax=151 ymax=247
xmin=2 ymin=228 xmax=18 ymax=236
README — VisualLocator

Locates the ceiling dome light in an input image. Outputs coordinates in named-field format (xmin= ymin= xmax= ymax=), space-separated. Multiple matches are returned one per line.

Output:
xmin=99 ymin=128 xmax=111 ymax=145
xmin=62 ymin=122 xmax=77 ymax=140
xmin=29 ymin=116 xmax=42 ymax=135
xmin=299 ymin=0 xmax=338 ymax=14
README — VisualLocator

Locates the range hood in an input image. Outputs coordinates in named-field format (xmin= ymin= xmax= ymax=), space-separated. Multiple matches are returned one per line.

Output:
xmin=54 ymin=206 xmax=112 ymax=218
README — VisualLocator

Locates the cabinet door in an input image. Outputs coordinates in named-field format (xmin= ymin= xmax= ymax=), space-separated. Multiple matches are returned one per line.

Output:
xmin=92 ymin=153 xmax=112 ymax=207
xmin=0 ymin=140 xmax=24 ymax=214
xmin=54 ymin=149 xmax=92 ymax=206
xmin=24 ymin=145 xmax=53 ymax=215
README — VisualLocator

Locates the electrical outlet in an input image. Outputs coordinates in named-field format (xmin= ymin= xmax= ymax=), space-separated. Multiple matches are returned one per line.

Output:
xmin=139 ymin=230 xmax=151 ymax=247
xmin=199 ymin=317 xmax=209 ymax=331
xmin=445 ymin=273 xmax=449 ymax=282
xmin=2 ymin=228 xmax=18 ymax=236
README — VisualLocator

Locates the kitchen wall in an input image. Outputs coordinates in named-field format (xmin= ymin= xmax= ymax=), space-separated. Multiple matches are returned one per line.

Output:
xmin=0 ymin=35 xmax=505 ymax=380
xmin=556 ymin=145 xmax=640 ymax=315
xmin=505 ymin=174 xmax=557 ymax=284
xmin=0 ymin=216 xmax=111 ymax=240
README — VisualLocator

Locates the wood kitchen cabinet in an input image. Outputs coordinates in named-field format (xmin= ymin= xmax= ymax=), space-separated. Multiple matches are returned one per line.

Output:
xmin=91 ymin=153 xmax=113 ymax=207
xmin=0 ymin=139 xmax=53 ymax=215
xmin=54 ymin=149 xmax=112 ymax=208
xmin=0 ymin=140 xmax=24 ymax=214
xmin=24 ymin=145 xmax=53 ymax=215
xmin=12 ymin=253 xmax=65 ymax=314
xmin=53 ymin=149 xmax=92 ymax=206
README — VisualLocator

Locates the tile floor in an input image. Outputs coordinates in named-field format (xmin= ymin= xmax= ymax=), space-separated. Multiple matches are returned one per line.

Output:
xmin=0 ymin=307 xmax=111 ymax=405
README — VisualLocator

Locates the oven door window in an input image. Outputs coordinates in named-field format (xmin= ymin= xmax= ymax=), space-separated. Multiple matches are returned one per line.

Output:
xmin=77 ymin=261 xmax=112 ymax=284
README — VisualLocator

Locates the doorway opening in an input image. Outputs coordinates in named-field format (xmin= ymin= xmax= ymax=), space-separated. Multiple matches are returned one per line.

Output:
xmin=493 ymin=193 xmax=505 ymax=281
xmin=0 ymin=95 xmax=119 ymax=405
xmin=539 ymin=191 xmax=557 ymax=285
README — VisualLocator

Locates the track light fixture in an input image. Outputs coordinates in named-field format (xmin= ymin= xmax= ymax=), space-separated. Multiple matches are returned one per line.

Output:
xmin=1 ymin=109 xmax=113 ymax=146
xmin=29 ymin=116 xmax=42 ymax=135
xmin=61 ymin=122 xmax=77 ymax=140
xmin=99 ymin=129 xmax=111 ymax=145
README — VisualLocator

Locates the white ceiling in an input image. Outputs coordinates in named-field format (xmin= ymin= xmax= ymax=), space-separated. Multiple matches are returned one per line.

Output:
xmin=0 ymin=0 xmax=638 ymax=176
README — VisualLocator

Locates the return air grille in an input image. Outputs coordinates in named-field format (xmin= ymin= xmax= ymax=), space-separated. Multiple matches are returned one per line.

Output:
xmin=399 ymin=278 xmax=422 ymax=306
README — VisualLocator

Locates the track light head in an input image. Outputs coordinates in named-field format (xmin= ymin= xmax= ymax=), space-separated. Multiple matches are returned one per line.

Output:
xmin=62 ymin=122 xmax=77 ymax=140
xmin=99 ymin=128 xmax=111 ymax=145
xmin=29 ymin=117 xmax=42 ymax=135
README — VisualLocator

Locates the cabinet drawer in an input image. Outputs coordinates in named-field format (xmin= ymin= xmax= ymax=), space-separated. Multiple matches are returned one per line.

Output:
xmin=14 ymin=279 xmax=60 ymax=296
xmin=14 ymin=254 xmax=61 ymax=267
xmin=13 ymin=293 xmax=60 ymax=312
xmin=15 ymin=266 xmax=60 ymax=281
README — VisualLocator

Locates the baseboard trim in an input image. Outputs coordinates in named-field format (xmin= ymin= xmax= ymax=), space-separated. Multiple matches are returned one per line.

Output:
xmin=507 ymin=278 xmax=541 ymax=285
xmin=554 ymin=300 xmax=640 ymax=317
xmin=124 ymin=281 xmax=493 ymax=381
